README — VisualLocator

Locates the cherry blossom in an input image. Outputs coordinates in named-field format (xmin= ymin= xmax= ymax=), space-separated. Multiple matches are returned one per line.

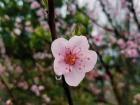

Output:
xmin=30 ymin=1 xmax=40 ymax=9
xmin=51 ymin=36 xmax=97 ymax=86
xmin=117 ymin=39 xmax=126 ymax=49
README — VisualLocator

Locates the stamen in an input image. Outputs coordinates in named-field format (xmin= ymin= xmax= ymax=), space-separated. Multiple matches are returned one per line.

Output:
xmin=64 ymin=52 xmax=77 ymax=65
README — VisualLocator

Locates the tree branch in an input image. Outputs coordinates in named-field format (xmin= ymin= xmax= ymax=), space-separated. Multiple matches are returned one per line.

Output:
xmin=88 ymin=36 xmax=123 ymax=105
xmin=98 ymin=0 xmax=121 ymax=36
xmin=47 ymin=0 xmax=74 ymax=105
xmin=0 ymin=76 xmax=18 ymax=105
xmin=75 ymin=5 xmax=115 ymax=33
xmin=126 ymin=0 xmax=140 ymax=31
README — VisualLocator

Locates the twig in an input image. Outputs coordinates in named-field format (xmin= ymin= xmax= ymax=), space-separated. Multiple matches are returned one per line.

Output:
xmin=47 ymin=0 xmax=74 ymax=105
xmin=88 ymin=36 xmax=123 ymax=105
xmin=98 ymin=0 xmax=121 ymax=36
xmin=75 ymin=5 xmax=115 ymax=34
xmin=0 ymin=76 xmax=18 ymax=105
xmin=126 ymin=0 xmax=140 ymax=31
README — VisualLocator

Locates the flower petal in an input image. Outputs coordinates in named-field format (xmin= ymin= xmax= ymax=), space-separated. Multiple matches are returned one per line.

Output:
xmin=73 ymin=50 xmax=97 ymax=73
xmin=51 ymin=38 xmax=68 ymax=58
xmin=64 ymin=70 xmax=85 ymax=86
xmin=69 ymin=36 xmax=89 ymax=52
xmin=54 ymin=59 xmax=70 ymax=76
xmin=83 ymin=50 xmax=97 ymax=72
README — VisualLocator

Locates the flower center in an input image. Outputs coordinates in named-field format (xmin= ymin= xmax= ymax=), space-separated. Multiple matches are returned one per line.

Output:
xmin=64 ymin=53 xmax=77 ymax=65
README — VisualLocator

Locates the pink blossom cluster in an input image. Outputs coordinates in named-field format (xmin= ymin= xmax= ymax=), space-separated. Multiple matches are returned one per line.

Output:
xmin=31 ymin=84 xmax=45 ymax=96
xmin=13 ymin=17 xmax=34 ymax=35
xmin=13 ymin=17 xmax=22 ymax=36
xmin=30 ymin=1 xmax=40 ymax=9
xmin=93 ymin=35 xmax=103 ymax=46
xmin=17 ymin=81 xmax=29 ymax=90
xmin=118 ymin=39 xmax=139 ymax=58
xmin=91 ymin=27 xmax=105 ymax=46
xmin=86 ymin=69 xmax=109 ymax=81
xmin=29 ymin=0 xmax=49 ymax=30
xmin=25 ymin=21 xmax=34 ymax=33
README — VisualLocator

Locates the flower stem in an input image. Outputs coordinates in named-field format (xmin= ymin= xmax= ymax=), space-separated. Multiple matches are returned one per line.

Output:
xmin=47 ymin=0 xmax=73 ymax=105
xmin=62 ymin=76 xmax=74 ymax=105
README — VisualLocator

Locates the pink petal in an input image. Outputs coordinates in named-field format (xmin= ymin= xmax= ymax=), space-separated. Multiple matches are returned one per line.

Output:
xmin=51 ymin=38 xmax=68 ymax=58
xmin=54 ymin=59 xmax=70 ymax=75
xmin=83 ymin=50 xmax=97 ymax=72
xmin=64 ymin=70 xmax=85 ymax=86
xmin=75 ymin=50 xmax=97 ymax=73
xmin=69 ymin=36 xmax=89 ymax=52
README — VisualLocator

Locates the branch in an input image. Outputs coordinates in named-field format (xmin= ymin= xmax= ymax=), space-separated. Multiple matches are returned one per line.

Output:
xmin=0 ymin=76 xmax=18 ymax=105
xmin=47 ymin=0 xmax=74 ymax=105
xmin=75 ymin=5 xmax=115 ymax=33
xmin=88 ymin=36 xmax=123 ymax=105
xmin=126 ymin=0 xmax=140 ymax=31
xmin=98 ymin=0 xmax=121 ymax=36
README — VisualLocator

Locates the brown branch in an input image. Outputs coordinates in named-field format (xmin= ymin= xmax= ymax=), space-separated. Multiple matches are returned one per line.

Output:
xmin=98 ymin=0 xmax=121 ymax=36
xmin=0 ymin=76 xmax=18 ymax=105
xmin=88 ymin=36 xmax=123 ymax=105
xmin=126 ymin=0 xmax=140 ymax=31
xmin=47 ymin=0 xmax=74 ymax=105
xmin=75 ymin=5 xmax=115 ymax=33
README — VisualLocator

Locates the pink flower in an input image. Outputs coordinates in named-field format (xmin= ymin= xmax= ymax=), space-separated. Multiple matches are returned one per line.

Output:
xmin=109 ymin=35 xmax=117 ymax=45
xmin=126 ymin=40 xmax=137 ymax=49
xmin=14 ymin=28 xmax=21 ymax=35
xmin=30 ymin=1 xmax=40 ymax=9
xmin=36 ymin=8 xmax=45 ymax=17
xmin=51 ymin=36 xmax=97 ymax=86
xmin=17 ymin=81 xmax=29 ymax=90
xmin=117 ymin=39 xmax=126 ymax=49
xmin=31 ymin=85 xmax=40 ymax=96
xmin=86 ymin=70 xmax=99 ymax=80
xmin=121 ymin=0 xmax=127 ymax=8
xmin=123 ymin=48 xmax=139 ymax=58
xmin=93 ymin=35 xmax=103 ymax=46
xmin=127 ymin=49 xmax=138 ymax=58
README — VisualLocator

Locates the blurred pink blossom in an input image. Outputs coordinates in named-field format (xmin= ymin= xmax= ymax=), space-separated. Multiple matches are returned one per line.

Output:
xmin=6 ymin=99 xmax=13 ymax=105
xmin=17 ymin=81 xmax=29 ymax=90
xmin=40 ymin=21 xmax=49 ymax=30
xmin=93 ymin=35 xmax=103 ymax=46
xmin=133 ymin=94 xmax=140 ymax=104
xmin=38 ymin=85 xmax=45 ymax=91
xmin=14 ymin=28 xmax=21 ymax=35
xmin=30 ymin=1 xmax=40 ymax=9
xmin=51 ymin=36 xmax=97 ymax=86
xmin=117 ymin=39 xmax=126 ymax=49
xmin=31 ymin=85 xmax=45 ymax=96
xmin=15 ymin=17 xmax=22 ymax=23
xmin=122 ymin=49 xmax=139 ymax=58
xmin=42 ymin=95 xmax=51 ymax=103
xmin=109 ymin=35 xmax=117 ymax=45
xmin=126 ymin=40 xmax=137 ymax=49
xmin=15 ymin=66 xmax=23 ymax=74
xmin=89 ymin=84 xmax=101 ymax=95
xmin=86 ymin=70 xmax=99 ymax=80
xmin=25 ymin=26 xmax=34 ymax=33
xmin=31 ymin=85 xmax=40 ymax=96
xmin=121 ymin=0 xmax=127 ymax=8
xmin=36 ymin=8 xmax=45 ymax=17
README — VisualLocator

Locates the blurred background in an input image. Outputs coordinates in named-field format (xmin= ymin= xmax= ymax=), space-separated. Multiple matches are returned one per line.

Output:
xmin=0 ymin=0 xmax=140 ymax=105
